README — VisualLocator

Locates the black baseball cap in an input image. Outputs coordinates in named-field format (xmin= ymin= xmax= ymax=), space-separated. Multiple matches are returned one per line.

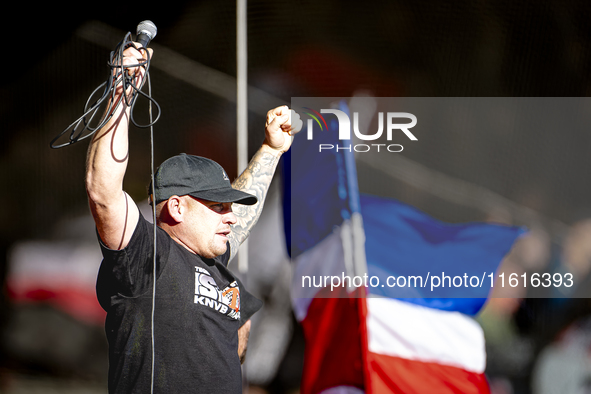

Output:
xmin=150 ymin=153 xmax=258 ymax=206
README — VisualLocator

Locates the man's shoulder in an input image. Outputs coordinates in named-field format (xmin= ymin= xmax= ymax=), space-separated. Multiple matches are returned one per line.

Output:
xmin=97 ymin=213 xmax=174 ymax=298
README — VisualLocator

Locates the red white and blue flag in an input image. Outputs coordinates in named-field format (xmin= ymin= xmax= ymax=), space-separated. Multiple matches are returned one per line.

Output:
xmin=283 ymin=100 xmax=525 ymax=394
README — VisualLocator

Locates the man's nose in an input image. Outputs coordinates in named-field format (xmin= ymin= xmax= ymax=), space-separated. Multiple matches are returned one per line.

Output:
xmin=223 ymin=211 xmax=237 ymax=225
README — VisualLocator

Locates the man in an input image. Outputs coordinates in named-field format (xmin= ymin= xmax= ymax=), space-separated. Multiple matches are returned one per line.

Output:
xmin=87 ymin=43 xmax=300 ymax=393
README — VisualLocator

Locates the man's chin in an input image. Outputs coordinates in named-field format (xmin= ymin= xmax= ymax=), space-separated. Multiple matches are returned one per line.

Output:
xmin=212 ymin=241 xmax=228 ymax=257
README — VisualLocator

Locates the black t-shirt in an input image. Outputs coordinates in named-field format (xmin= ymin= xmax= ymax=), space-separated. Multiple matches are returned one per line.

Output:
xmin=96 ymin=213 xmax=244 ymax=394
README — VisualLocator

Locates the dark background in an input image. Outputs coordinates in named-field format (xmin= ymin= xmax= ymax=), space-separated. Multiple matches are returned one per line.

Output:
xmin=2 ymin=1 xmax=591 ymax=393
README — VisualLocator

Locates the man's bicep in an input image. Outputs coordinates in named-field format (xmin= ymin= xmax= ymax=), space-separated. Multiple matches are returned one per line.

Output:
xmin=237 ymin=320 xmax=251 ymax=364
xmin=89 ymin=191 xmax=140 ymax=251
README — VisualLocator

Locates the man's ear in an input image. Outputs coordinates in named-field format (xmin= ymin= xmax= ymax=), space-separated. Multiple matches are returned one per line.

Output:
xmin=165 ymin=195 xmax=184 ymax=224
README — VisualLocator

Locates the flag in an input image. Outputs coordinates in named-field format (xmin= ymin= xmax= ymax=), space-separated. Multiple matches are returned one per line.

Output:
xmin=283 ymin=100 xmax=525 ymax=394
xmin=361 ymin=193 xmax=525 ymax=393
xmin=7 ymin=237 xmax=106 ymax=325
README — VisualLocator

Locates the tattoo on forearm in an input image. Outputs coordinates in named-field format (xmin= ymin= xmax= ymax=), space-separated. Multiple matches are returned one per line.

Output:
xmin=229 ymin=150 xmax=279 ymax=258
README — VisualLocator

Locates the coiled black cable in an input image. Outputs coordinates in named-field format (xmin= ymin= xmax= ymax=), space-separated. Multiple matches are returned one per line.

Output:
xmin=50 ymin=32 xmax=160 ymax=148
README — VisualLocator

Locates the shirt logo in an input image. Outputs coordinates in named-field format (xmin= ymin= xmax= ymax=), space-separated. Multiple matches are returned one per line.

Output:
xmin=194 ymin=266 xmax=240 ymax=320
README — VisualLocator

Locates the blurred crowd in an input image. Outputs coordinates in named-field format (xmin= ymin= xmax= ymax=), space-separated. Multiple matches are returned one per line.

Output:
xmin=481 ymin=210 xmax=591 ymax=394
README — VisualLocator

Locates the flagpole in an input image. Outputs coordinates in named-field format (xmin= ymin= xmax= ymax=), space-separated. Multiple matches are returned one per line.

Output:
xmin=237 ymin=1 xmax=250 ymax=391
xmin=237 ymin=0 xmax=248 ymax=274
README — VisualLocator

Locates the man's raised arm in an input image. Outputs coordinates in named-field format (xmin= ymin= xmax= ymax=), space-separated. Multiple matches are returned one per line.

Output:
xmin=228 ymin=106 xmax=301 ymax=260
xmin=85 ymin=44 xmax=151 ymax=250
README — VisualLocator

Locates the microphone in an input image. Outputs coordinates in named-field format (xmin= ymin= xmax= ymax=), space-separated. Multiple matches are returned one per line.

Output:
xmin=136 ymin=20 xmax=157 ymax=49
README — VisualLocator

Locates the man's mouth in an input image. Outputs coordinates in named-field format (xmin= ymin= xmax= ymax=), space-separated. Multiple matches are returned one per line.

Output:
xmin=217 ymin=229 xmax=231 ymax=238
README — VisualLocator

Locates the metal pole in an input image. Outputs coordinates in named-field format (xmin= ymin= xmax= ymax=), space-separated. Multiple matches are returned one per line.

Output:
xmin=236 ymin=6 xmax=250 ymax=392
xmin=237 ymin=0 xmax=248 ymax=274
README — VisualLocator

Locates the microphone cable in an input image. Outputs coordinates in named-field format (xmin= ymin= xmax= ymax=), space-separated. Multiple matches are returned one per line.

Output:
xmin=145 ymin=53 xmax=158 ymax=394
xmin=50 ymin=31 xmax=160 ymax=149
xmin=51 ymin=26 xmax=161 ymax=394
